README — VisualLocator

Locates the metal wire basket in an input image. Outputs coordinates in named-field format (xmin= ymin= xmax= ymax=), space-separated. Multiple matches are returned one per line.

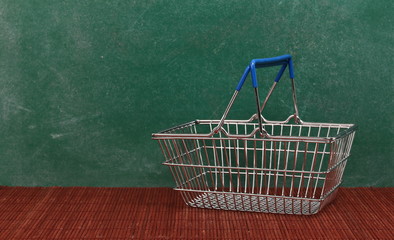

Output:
xmin=152 ymin=55 xmax=357 ymax=215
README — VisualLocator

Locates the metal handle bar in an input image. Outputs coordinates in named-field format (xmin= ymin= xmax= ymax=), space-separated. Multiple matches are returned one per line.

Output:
xmin=214 ymin=54 xmax=301 ymax=137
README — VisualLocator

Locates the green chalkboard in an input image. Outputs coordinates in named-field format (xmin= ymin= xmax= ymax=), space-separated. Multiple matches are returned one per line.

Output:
xmin=0 ymin=0 xmax=392 ymax=187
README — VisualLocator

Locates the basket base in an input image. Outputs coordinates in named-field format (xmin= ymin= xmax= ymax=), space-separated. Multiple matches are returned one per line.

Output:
xmin=186 ymin=192 xmax=321 ymax=215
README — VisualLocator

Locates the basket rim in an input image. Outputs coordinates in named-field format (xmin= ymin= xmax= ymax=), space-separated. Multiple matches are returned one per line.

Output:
xmin=152 ymin=119 xmax=357 ymax=143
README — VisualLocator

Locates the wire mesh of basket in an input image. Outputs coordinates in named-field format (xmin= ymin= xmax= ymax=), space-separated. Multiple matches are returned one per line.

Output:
xmin=152 ymin=55 xmax=357 ymax=215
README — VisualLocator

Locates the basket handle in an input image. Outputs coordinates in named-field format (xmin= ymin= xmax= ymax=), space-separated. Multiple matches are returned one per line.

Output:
xmin=214 ymin=54 xmax=301 ymax=137
xmin=235 ymin=54 xmax=294 ymax=91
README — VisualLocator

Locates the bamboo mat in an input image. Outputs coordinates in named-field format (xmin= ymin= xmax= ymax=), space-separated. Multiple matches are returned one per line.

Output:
xmin=0 ymin=187 xmax=392 ymax=239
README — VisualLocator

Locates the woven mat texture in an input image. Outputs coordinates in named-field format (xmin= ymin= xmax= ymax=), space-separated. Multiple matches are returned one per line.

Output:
xmin=0 ymin=187 xmax=392 ymax=239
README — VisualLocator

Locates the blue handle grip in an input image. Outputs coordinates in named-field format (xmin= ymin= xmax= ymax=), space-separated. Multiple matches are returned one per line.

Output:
xmin=236 ymin=54 xmax=294 ymax=90
xmin=274 ymin=64 xmax=287 ymax=82
xmin=252 ymin=54 xmax=293 ymax=69
xmin=235 ymin=65 xmax=251 ymax=91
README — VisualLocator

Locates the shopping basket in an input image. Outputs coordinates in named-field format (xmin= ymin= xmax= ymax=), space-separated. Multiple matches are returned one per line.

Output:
xmin=152 ymin=55 xmax=357 ymax=215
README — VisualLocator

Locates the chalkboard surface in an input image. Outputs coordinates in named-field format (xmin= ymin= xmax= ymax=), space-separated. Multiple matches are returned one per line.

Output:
xmin=0 ymin=0 xmax=392 ymax=186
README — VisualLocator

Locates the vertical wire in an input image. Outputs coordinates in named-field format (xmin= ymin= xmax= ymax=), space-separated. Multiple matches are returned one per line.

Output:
xmin=163 ymin=132 xmax=185 ymax=201
xmin=208 ymin=123 xmax=219 ymax=191
xmin=166 ymin=138 xmax=176 ymax=163
xmin=285 ymin=125 xmax=294 ymax=197
xmin=180 ymin=128 xmax=198 ymax=194
xmin=193 ymin=124 xmax=204 ymax=168
xmin=228 ymin=123 xmax=235 ymax=208
xmin=281 ymin=141 xmax=288 ymax=213
xmin=203 ymin=139 xmax=220 ymax=207
xmin=259 ymin=140 xmax=266 ymax=195
xmin=331 ymin=140 xmax=341 ymax=192
xmin=289 ymin=141 xmax=299 ymax=198
xmin=243 ymin=139 xmax=249 ymax=193
xmin=344 ymin=132 xmax=351 ymax=158
xmin=232 ymin=139 xmax=240 ymax=210
xmin=266 ymin=127 xmax=274 ymax=195
xmin=265 ymin=141 xmax=270 ymax=211
xmin=202 ymin=139 xmax=214 ymax=191
xmin=300 ymin=142 xmax=308 ymax=214
xmin=182 ymin=139 xmax=203 ymax=191
xmin=336 ymin=145 xmax=345 ymax=187
xmin=221 ymin=138 xmax=233 ymax=192
xmin=305 ymin=125 xmax=321 ymax=199
xmin=281 ymin=142 xmax=289 ymax=196
xmin=336 ymin=135 xmax=347 ymax=188
xmin=244 ymin=125 xmax=248 ymax=192
xmin=291 ymin=125 xmax=302 ymax=198
xmin=243 ymin=139 xmax=249 ymax=210
xmin=236 ymin=123 xmax=240 ymax=193
xmin=347 ymin=132 xmax=356 ymax=157
xmin=220 ymin=138 xmax=231 ymax=209
xmin=158 ymin=140 xmax=168 ymax=162
xmin=218 ymin=130 xmax=226 ymax=192
xmin=253 ymin=139 xmax=261 ymax=212
xmin=305 ymin=143 xmax=319 ymax=198
xmin=190 ymin=128 xmax=209 ymax=191
xmin=340 ymin=135 xmax=353 ymax=182
xmin=265 ymin=126 xmax=275 ymax=212
xmin=336 ymin=126 xmax=341 ymax=135
xmin=293 ymin=125 xmax=303 ymax=213
xmin=171 ymin=139 xmax=187 ymax=188
xmin=252 ymin=140 xmax=257 ymax=194
xmin=313 ymin=126 xmax=331 ymax=198
xmin=212 ymin=138 xmax=224 ymax=209
xmin=328 ymin=139 xmax=340 ymax=192
xmin=177 ymin=130 xmax=193 ymax=204
xmin=192 ymin=138 xmax=213 ymax=208
xmin=273 ymin=140 xmax=278 ymax=195
xmin=273 ymin=141 xmax=278 ymax=213
xmin=321 ymin=141 xmax=336 ymax=197
xmin=164 ymin=139 xmax=182 ymax=189
xmin=227 ymin=124 xmax=232 ymax=191
xmin=275 ymin=125 xmax=284 ymax=192
xmin=246 ymin=138 xmax=256 ymax=211
xmin=317 ymin=125 xmax=322 ymax=137
xmin=172 ymin=139 xmax=193 ymax=202
xmin=290 ymin=141 xmax=299 ymax=214
xmin=236 ymin=136 xmax=245 ymax=210
xmin=262 ymin=141 xmax=268 ymax=212
xmin=297 ymin=142 xmax=308 ymax=198
xmin=212 ymin=140 xmax=228 ymax=209
xmin=177 ymin=139 xmax=196 ymax=199
xmin=340 ymin=135 xmax=351 ymax=180
xmin=336 ymin=137 xmax=346 ymax=185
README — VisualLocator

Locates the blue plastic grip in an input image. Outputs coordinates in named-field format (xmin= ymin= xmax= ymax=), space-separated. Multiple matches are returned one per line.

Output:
xmin=274 ymin=64 xmax=287 ymax=82
xmin=250 ymin=62 xmax=258 ymax=88
xmin=235 ymin=65 xmax=251 ymax=91
xmin=252 ymin=54 xmax=292 ymax=68
xmin=288 ymin=58 xmax=294 ymax=79
xmin=252 ymin=54 xmax=294 ymax=79
xmin=235 ymin=54 xmax=295 ymax=91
